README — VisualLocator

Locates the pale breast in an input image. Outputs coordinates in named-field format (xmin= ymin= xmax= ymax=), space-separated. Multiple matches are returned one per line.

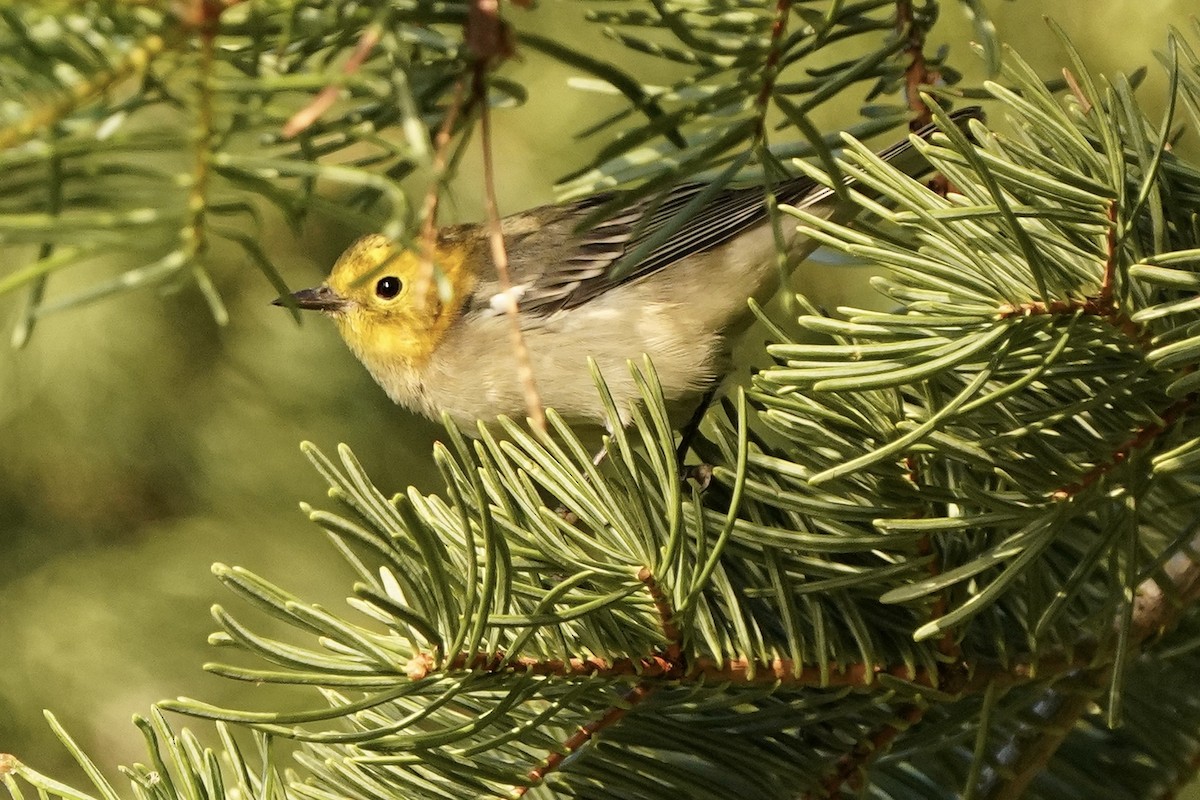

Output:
xmin=422 ymin=220 xmax=797 ymax=426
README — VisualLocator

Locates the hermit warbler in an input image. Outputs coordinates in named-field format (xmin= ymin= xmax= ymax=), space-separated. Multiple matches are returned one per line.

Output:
xmin=279 ymin=110 xmax=981 ymax=427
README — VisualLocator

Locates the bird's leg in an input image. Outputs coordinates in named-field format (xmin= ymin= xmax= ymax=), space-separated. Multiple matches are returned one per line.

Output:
xmin=676 ymin=388 xmax=717 ymax=488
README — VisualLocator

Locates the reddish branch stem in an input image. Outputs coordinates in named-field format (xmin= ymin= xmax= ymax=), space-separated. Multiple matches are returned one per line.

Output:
xmin=814 ymin=703 xmax=928 ymax=798
xmin=282 ymin=24 xmax=381 ymax=139
xmin=639 ymin=566 xmax=683 ymax=662
xmin=514 ymin=566 xmax=685 ymax=793
xmin=406 ymin=650 xmax=1090 ymax=692
xmin=753 ymin=0 xmax=791 ymax=133
xmin=1052 ymin=397 xmax=1193 ymax=501
xmin=516 ymin=684 xmax=657 ymax=796
xmin=999 ymin=198 xmax=1180 ymax=505
xmin=895 ymin=0 xmax=937 ymax=127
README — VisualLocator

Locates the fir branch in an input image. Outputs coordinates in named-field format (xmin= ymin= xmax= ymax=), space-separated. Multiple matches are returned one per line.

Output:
xmin=0 ymin=31 xmax=166 ymax=150
xmin=977 ymin=522 xmax=1200 ymax=799
xmin=517 ymin=683 xmax=658 ymax=797
xmin=9 ymin=6 xmax=1200 ymax=800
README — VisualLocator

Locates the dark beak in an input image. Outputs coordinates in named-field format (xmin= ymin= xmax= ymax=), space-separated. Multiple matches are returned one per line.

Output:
xmin=273 ymin=285 xmax=347 ymax=312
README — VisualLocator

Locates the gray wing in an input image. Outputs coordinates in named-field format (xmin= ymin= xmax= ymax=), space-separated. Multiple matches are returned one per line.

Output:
xmin=498 ymin=107 xmax=983 ymax=317
xmin=505 ymin=175 xmax=830 ymax=316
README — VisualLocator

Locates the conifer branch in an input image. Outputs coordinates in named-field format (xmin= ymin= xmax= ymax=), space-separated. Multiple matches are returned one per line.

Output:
xmin=388 ymin=648 xmax=1103 ymax=692
xmin=980 ymin=525 xmax=1200 ymax=799
xmin=0 ymin=32 xmax=166 ymax=151
xmin=515 ymin=568 xmax=681 ymax=795
xmin=1051 ymin=396 xmax=1194 ymax=500
xmin=811 ymin=702 xmax=929 ymax=799
xmin=517 ymin=683 xmax=658 ymax=796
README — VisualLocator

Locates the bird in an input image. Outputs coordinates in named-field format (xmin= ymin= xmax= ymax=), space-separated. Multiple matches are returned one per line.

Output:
xmin=277 ymin=109 xmax=982 ymax=429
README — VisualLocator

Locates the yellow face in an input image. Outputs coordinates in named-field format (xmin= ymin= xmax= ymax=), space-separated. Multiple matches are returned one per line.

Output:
xmin=316 ymin=234 xmax=472 ymax=368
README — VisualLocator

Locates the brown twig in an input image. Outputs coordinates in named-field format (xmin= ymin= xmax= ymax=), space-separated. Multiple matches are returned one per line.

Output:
xmin=281 ymin=23 xmax=382 ymax=139
xmin=401 ymin=649 xmax=1093 ymax=692
xmin=895 ymin=0 xmax=937 ymax=128
xmin=469 ymin=0 xmax=546 ymax=431
xmin=753 ymin=0 xmax=792 ymax=138
xmin=999 ymin=202 xmax=1143 ymax=344
xmin=998 ymin=293 xmax=1145 ymax=343
xmin=639 ymin=566 xmax=683 ymax=662
xmin=515 ymin=683 xmax=657 ymax=796
xmin=172 ymin=0 xmax=244 ymax=27
xmin=809 ymin=523 xmax=949 ymax=798
xmin=515 ymin=567 xmax=683 ymax=795
xmin=814 ymin=702 xmax=928 ymax=798
xmin=1051 ymin=397 xmax=1193 ymax=501
xmin=996 ymin=199 xmax=1190 ymax=505
xmin=477 ymin=74 xmax=546 ymax=431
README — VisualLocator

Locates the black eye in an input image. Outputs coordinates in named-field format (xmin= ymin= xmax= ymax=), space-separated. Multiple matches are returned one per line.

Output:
xmin=375 ymin=276 xmax=402 ymax=299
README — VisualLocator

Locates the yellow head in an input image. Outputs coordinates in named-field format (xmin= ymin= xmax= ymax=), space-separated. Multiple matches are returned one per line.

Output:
xmin=279 ymin=234 xmax=475 ymax=372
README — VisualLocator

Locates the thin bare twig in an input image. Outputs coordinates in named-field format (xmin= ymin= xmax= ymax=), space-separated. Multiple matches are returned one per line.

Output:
xmin=753 ymin=0 xmax=792 ymax=139
xmin=515 ymin=683 xmax=657 ymax=797
xmin=477 ymin=76 xmax=546 ymax=431
xmin=469 ymin=0 xmax=546 ymax=431
xmin=895 ymin=0 xmax=937 ymax=127
xmin=281 ymin=23 xmax=382 ymax=139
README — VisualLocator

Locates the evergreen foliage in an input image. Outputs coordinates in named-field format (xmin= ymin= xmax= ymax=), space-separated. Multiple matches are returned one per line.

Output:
xmin=5 ymin=2 xmax=1200 ymax=800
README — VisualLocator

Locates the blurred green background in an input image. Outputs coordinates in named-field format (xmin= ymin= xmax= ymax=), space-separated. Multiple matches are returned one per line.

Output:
xmin=2 ymin=0 xmax=1197 ymax=791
